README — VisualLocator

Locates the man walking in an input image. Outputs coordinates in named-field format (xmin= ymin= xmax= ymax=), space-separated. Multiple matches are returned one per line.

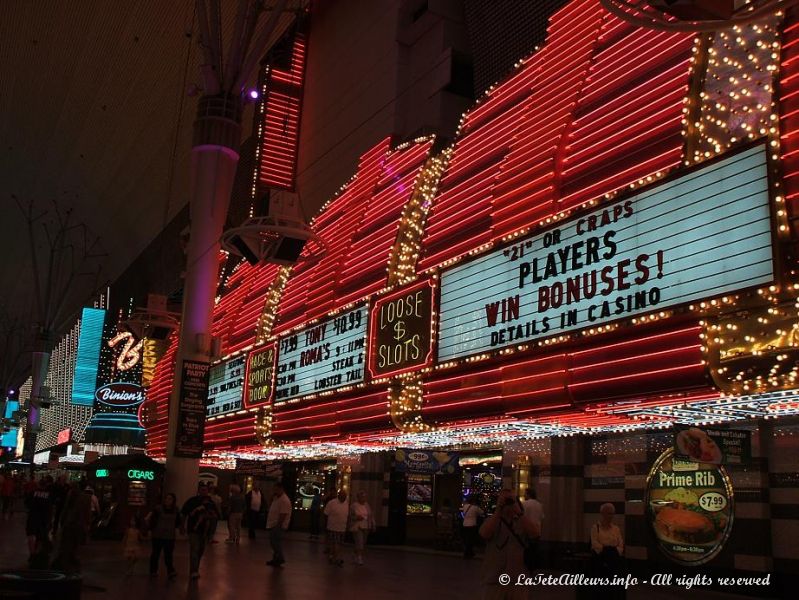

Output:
xmin=25 ymin=477 xmax=53 ymax=566
xmin=460 ymin=494 xmax=484 ymax=559
xmin=181 ymin=483 xmax=219 ymax=580
xmin=522 ymin=487 xmax=544 ymax=569
xmin=323 ymin=489 xmax=349 ymax=566
xmin=266 ymin=483 xmax=292 ymax=567
xmin=522 ymin=488 xmax=544 ymax=532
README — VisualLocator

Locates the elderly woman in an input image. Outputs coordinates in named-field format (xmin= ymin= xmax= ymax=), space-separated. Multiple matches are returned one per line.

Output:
xmin=590 ymin=503 xmax=625 ymax=599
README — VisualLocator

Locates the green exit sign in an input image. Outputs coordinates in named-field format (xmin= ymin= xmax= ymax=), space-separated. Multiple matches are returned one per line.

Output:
xmin=96 ymin=469 xmax=110 ymax=478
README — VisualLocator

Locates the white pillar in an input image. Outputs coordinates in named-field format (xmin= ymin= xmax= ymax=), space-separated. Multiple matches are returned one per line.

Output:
xmin=164 ymin=95 xmax=241 ymax=505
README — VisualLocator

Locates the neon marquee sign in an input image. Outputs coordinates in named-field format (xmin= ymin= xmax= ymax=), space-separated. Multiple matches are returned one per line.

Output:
xmin=108 ymin=331 xmax=143 ymax=371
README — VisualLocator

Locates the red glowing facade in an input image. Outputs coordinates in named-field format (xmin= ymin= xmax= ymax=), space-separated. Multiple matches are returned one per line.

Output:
xmin=144 ymin=0 xmax=799 ymax=457
xmin=257 ymin=21 xmax=308 ymax=191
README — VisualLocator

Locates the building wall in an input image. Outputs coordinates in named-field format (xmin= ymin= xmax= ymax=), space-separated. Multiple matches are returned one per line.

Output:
xmin=295 ymin=0 xmax=472 ymax=217
xmin=37 ymin=320 xmax=92 ymax=451
xmin=512 ymin=425 xmax=787 ymax=579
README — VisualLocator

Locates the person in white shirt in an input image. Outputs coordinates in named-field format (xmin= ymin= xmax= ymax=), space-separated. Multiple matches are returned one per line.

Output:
xmin=590 ymin=502 xmax=625 ymax=598
xmin=521 ymin=488 xmax=544 ymax=532
xmin=349 ymin=491 xmax=374 ymax=565
xmin=246 ymin=484 xmax=262 ymax=540
xmin=521 ymin=488 xmax=544 ymax=571
xmin=590 ymin=503 xmax=624 ymax=556
xmin=266 ymin=483 xmax=292 ymax=567
xmin=323 ymin=489 xmax=349 ymax=566
xmin=460 ymin=495 xmax=484 ymax=558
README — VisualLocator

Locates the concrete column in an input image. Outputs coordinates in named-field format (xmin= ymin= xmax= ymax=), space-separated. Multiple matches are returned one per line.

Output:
xmin=164 ymin=94 xmax=241 ymax=505
xmin=547 ymin=436 xmax=585 ymax=552
xmin=22 ymin=333 xmax=52 ymax=465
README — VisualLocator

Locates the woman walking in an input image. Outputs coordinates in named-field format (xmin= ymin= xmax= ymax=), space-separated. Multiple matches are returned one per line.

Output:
xmin=147 ymin=493 xmax=181 ymax=579
xmin=461 ymin=494 xmax=484 ymax=559
xmin=349 ymin=491 xmax=374 ymax=565
xmin=227 ymin=484 xmax=245 ymax=543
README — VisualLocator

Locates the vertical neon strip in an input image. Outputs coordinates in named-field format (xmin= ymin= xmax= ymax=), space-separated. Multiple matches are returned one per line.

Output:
xmin=71 ymin=307 xmax=106 ymax=406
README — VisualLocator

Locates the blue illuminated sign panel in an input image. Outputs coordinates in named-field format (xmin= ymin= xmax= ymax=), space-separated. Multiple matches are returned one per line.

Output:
xmin=438 ymin=145 xmax=775 ymax=360
xmin=1 ymin=400 xmax=19 ymax=449
xmin=71 ymin=307 xmax=106 ymax=405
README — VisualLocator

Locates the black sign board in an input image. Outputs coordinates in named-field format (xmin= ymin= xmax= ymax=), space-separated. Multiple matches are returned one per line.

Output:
xmin=368 ymin=279 xmax=434 ymax=378
xmin=244 ymin=343 xmax=276 ymax=408
xmin=235 ymin=458 xmax=282 ymax=478
xmin=174 ymin=359 xmax=210 ymax=458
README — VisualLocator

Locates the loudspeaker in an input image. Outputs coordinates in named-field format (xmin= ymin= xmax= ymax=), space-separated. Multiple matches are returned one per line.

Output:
xmin=229 ymin=233 xmax=260 ymax=265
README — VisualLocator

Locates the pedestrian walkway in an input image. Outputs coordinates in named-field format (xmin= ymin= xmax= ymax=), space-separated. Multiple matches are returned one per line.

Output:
xmin=0 ymin=515 xmax=780 ymax=599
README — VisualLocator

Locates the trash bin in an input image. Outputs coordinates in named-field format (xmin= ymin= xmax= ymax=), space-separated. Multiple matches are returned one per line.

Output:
xmin=0 ymin=571 xmax=81 ymax=600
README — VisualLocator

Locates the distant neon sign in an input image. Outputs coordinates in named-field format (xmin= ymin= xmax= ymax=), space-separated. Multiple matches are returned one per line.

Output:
xmin=96 ymin=469 xmax=110 ymax=478
xmin=127 ymin=469 xmax=155 ymax=481
xmin=108 ymin=332 xmax=143 ymax=371
xmin=57 ymin=428 xmax=72 ymax=445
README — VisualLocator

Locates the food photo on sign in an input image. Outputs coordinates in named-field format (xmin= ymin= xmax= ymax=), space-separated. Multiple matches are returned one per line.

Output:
xmin=406 ymin=473 xmax=434 ymax=515
xmin=675 ymin=424 xmax=752 ymax=465
xmin=646 ymin=448 xmax=734 ymax=566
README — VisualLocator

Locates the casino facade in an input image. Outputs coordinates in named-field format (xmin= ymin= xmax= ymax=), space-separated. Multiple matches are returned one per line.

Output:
xmin=143 ymin=0 xmax=799 ymax=583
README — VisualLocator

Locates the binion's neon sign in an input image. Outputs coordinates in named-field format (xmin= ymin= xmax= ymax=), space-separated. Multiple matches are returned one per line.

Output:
xmin=108 ymin=332 xmax=144 ymax=371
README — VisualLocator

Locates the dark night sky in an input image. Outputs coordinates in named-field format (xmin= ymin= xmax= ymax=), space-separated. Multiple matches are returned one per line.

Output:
xmin=0 ymin=0 xmax=294 ymax=387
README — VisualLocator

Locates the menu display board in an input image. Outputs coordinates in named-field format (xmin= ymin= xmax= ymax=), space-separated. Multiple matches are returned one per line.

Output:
xmin=295 ymin=471 xmax=325 ymax=510
xmin=407 ymin=473 xmax=433 ymax=515
xmin=128 ymin=481 xmax=147 ymax=507
xmin=275 ymin=305 xmax=368 ymax=401
xmin=674 ymin=425 xmax=751 ymax=465
xmin=206 ymin=356 xmax=245 ymax=417
xmin=438 ymin=145 xmax=774 ymax=361
xmin=174 ymin=360 xmax=210 ymax=458
xmin=244 ymin=344 xmax=276 ymax=408
xmin=368 ymin=280 xmax=434 ymax=378
xmin=647 ymin=448 xmax=734 ymax=566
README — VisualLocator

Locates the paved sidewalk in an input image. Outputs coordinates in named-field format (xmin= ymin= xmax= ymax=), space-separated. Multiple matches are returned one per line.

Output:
xmin=0 ymin=515 xmax=782 ymax=599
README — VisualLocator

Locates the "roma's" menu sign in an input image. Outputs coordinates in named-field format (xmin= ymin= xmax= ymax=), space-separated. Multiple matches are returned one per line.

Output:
xmin=438 ymin=145 xmax=774 ymax=360
xmin=275 ymin=305 xmax=368 ymax=401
